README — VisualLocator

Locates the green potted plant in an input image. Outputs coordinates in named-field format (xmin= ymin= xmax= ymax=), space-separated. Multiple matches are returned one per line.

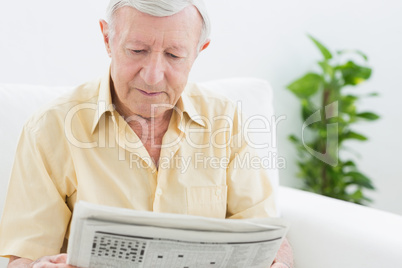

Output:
xmin=287 ymin=35 xmax=379 ymax=205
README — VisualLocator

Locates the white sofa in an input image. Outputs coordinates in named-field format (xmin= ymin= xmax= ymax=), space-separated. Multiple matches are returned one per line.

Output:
xmin=0 ymin=78 xmax=401 ymax=268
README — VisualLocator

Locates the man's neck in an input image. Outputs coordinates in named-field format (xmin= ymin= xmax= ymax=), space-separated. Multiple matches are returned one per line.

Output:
xmin=111 ymin=83 xmax=173 ymax=144
xmin=126 ymin=110 xmax=173 ymax=144
xmin=115 ymin=106 xmax=173 ymax=167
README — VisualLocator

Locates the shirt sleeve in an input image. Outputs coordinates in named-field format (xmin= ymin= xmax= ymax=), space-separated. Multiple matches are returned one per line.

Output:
xmin=0 ymin=117 xmax=73 ymax=261
xmin=225 ymin=107 xmax=277 ymax=219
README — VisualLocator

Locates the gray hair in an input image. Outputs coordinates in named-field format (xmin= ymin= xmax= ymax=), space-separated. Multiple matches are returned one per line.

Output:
xmin=106 ymin=0 xmax=211 ymax=50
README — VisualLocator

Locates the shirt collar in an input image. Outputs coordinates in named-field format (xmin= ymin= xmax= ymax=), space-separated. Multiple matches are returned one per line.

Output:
xmin=91 ymin=70 xmax=114 ymax=134
xmin=177 ymin=84 xmax=206 ymax=129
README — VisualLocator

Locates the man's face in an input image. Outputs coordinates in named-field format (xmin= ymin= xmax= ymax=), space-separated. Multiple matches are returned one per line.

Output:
xmin=101 ymin=6 xmax=204 ymax=119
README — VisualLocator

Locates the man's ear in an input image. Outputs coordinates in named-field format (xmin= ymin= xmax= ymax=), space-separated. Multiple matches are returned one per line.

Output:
xmin=99 ymin=19 xmax=112 ymax=57
xmin=199 ymin=39 xmax=211 ymax=53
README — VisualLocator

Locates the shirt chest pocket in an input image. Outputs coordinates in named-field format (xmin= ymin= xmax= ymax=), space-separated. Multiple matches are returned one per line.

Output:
xmin=186 ymin=185 xmax=227 ymax=219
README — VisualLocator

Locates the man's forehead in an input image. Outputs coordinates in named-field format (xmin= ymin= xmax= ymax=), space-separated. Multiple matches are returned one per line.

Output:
xmin=122 ymin=25 xmax=192 ymax=39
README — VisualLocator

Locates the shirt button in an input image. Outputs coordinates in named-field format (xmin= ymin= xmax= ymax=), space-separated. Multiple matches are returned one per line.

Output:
xmin=216 ymin=189 xmax=222 ymax=196
xmin=156 ymin=188 xmax=163 ymax=196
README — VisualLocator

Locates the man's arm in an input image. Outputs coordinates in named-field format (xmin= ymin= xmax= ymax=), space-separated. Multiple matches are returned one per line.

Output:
xmin=8 ymin=255 xmax=77 ymax=268
xmin=271 ymin=238 xmax=293 ymax=268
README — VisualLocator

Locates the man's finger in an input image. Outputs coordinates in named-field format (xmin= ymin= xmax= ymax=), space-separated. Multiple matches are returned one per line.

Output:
xmin=48 ymin=254 xmax=68 ymax=263
xmin=30 ymin=254 xmax=77 ymax=268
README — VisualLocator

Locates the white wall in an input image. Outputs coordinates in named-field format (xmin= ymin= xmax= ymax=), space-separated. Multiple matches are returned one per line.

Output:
xmin=0 ymin=0 xmax=401 ymax=215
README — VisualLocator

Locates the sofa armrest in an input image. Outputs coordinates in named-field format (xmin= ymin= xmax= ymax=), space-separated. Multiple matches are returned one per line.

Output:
xmin=278 ymin=186 xmax=402 ymax=268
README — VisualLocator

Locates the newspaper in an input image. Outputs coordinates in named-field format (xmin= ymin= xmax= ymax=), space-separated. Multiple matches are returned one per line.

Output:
xmin=67 ymin=201 xmax=289 ymax=268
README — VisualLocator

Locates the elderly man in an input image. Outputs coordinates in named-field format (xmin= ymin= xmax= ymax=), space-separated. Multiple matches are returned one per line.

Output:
xmin=0 ymin=0 xmax=293 ymax=267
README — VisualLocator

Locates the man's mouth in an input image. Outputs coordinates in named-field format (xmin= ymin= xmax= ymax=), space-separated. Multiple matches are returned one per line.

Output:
xmin=137 ymin=88 xmax=163 ymax=97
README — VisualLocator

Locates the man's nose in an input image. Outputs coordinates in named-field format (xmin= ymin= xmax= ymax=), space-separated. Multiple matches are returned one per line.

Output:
xmin=140 ymin=53 xmax=164 ymax=86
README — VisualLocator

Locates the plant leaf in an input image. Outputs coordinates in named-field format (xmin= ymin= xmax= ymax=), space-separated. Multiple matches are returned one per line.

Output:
xmin=337 ymin=61 xmax=372 ymax=86
xmin=342 ymin=131 xmax=368 ymax=141
xmin=346 ymin=171 xmax=375 ymax=190
xmin=340 ymin=95 xmax=358 ymax=114
xmin=341 ymin=160 xmax=357 ymax=173
xmin=288 ymin=135 xmax=300 ymax=144
xmin=318 ymin=61 xmax=334 ymax=77
xmin=356 ymin=112 xmax=380 ymax=121
xmin=342 ymin=160 xmax=356 ymax=167
xmin=308 ymin=35 xmax=333 ymax=60
xmin=355 ymin=50 xmax=369 ymax=61
xmin=337 ymin=49 xmax=369 ymax=61
xmin=301 ymin=99 xmax=319 ymax=122
xmin=368 ymin=92 xmax=379 ymax=97
xmin=287 ymin=73 xmax=323 ymax=98
xmin=350 ymin=189 xmax=364 ymax=201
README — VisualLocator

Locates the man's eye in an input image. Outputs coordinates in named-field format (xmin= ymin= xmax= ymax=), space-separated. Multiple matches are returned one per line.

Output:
xmin=132 ymin=50 xmax=144 ymax=54
xmin=167 ymin=53 xmax=179 ymax=59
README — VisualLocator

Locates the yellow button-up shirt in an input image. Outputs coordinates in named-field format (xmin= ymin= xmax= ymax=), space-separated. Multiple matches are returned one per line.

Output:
xmin=0 ymin=73 xmax=276 ymax=261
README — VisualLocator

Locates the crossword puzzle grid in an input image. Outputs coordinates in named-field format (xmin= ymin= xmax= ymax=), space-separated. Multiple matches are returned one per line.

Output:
xmin=88 ymin=232 xmax=227 ymax=268
xmin=90 ymin=232 xmax=146 ymax=264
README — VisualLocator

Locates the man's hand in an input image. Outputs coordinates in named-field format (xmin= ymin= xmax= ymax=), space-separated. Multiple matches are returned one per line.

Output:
xmin=270 ymin=238 xmax=293 ymax=268
xmin=271 ymin=263 xmax=291 ymax=268
xmin=8 ymin=254 xmax=77 ymax=268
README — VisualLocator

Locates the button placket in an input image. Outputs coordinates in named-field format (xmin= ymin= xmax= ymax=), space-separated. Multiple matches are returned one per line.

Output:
xmin=156 ymin=188 xmax=163 ymax=196
xmin=215 ymin=188 xmax=222 ymax=200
